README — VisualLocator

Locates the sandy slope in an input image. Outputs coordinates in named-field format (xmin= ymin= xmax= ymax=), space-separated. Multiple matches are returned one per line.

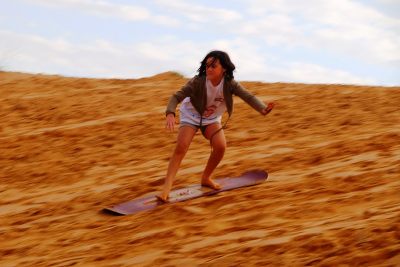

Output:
xmin=0 ymin=71 xmax=399 ymax=266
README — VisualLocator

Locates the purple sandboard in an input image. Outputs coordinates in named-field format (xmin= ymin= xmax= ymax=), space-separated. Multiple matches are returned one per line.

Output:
xmin=103 ymin=170 xmax=268 ymax=215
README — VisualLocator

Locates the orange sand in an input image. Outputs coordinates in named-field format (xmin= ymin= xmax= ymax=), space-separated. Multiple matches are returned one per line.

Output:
xmin=0 ymin=71 xmax=399 ymax=266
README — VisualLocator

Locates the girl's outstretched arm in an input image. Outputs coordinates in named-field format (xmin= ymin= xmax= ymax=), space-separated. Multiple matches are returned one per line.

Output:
xmin=261 ymin=102 xmax=275 ymax=115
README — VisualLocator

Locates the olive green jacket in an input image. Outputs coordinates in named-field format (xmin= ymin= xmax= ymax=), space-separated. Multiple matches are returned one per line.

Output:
xmin=166 ymin=76 xmax=266 ymax=121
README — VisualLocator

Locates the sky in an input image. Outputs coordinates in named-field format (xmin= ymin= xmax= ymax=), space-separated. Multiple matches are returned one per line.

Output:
xmin=1 ymin=0 xmax=399 ymax=86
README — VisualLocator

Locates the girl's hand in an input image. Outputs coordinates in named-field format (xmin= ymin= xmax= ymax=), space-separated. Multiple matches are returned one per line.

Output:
xmin=165 ymin=113 xmax=176 ymax=132
xmin=261 ymin=102 xmax=275 ymax=115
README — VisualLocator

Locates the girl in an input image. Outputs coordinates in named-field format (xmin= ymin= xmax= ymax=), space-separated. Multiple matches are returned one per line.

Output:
xmin=158 ymin=50 xmax=274 ymax=202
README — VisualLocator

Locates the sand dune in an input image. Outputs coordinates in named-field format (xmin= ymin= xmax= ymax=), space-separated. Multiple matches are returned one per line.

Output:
xmin=0 ymin=71 xmax=399 ymax=266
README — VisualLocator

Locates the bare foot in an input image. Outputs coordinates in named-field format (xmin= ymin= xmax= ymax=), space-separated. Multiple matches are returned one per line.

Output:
xmin=156 ymin=194 xmax=169 ymax=203
xmin=157 ymin=182 xmax=172 ymax=203
xmin=201 ymin=179 xmax=221 ymax=190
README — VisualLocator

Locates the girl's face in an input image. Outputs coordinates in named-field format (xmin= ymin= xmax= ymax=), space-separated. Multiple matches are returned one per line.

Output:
xmin=206 ymin=57 xmax=225 ymax=83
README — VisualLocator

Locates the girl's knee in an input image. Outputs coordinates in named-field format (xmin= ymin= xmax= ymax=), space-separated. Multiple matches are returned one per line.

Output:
xmin=212 ymin=141 xmax=226 ymax=154
xmin=174 ymin=142 xmax=190 ymax=155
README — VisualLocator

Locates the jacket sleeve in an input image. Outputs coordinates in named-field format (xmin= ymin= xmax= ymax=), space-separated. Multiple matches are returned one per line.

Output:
xmin=165 ymin=76 xmax=196 ymax=116
xmin=232 ymin=80 xmax=267 ymax=114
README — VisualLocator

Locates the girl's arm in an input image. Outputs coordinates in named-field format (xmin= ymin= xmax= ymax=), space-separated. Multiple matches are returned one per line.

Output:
xmin=232 ymin=81 xmax=273 ymax=115
xmin=165 ymin=76 xmax=198 ymax=132
xmin=165 ymin=76 xmax=197 ymax=116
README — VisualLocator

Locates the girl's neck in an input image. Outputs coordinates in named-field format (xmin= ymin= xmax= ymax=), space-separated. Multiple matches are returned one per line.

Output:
xmin=208 ymin=76 xmax=224 ymax=87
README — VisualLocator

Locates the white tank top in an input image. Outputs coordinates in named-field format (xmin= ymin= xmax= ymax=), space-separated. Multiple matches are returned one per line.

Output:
xmin=179 ymin=78 xmax=227 ymax=125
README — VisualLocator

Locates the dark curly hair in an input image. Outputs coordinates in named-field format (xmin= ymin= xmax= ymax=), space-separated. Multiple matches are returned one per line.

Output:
xmin=197 ymin=50 xmax=236 ymax=80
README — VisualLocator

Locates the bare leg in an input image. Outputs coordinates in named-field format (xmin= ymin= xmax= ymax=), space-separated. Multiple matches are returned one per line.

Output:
xmin=158 ymin=126 xmax=197 ymax=201
xmin=201 ymin=123 xmax=226 ymax=189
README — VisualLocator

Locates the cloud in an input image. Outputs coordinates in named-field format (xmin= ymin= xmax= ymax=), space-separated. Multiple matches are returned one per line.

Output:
xmin=24 ymin=0 xmax=180 ymax=26
xmin=237 ymin=14 xmax=306 ymax=47
xmin=155 ymin=0 xmax=242 ymax=23
xmin=152 ymin=15 xmax=180 ymax=27
xmin=0 ymin=30 xmax=202 ymax=78
xmin=308 ymin=1 xmax=400 ymax=64
xmin=0 ymin=29 xmax=381 ymax=85
xmin=27 ymin=0 xmax=396 ymax=67
xmin=243 ymin=0 xmax=400 ymax=65
xmin=2 ymin=1 xmax=398 ymax=85
xmin=27 ymin=0 xmax=149 ymax=19
xmin=212 ymin=38 xmax=375 ymax=84
xmin=206 ymin=38 xmax=272 ymax=80
xmin=284 ymin=62 xmax=376 ymax=85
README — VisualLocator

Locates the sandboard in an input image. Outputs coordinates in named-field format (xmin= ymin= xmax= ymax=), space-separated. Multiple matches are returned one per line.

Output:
xmin=103 ymin=170 xmax=268 ymax=216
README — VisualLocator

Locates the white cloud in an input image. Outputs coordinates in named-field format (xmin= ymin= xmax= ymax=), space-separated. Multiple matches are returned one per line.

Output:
xmin=243 ymin=0 xmax=400 ymax=65
xmin=207 ymin=38 xmax=272 ymax=81
xmin=308 ymin=1 xmax=400 ymax=64
xmin=237 ymin=14 xmax=306 ymax=47
xmin=377 ymin=0 xmax=399 ymax=3
xmin=27 ymin=0 xmax=149 ymax=19
xmin=28 ymin=0 xmax=396 ymax=67
xmin=284 ymin=62 xmax=376 ymax=85
xmin=0 ymin=29 xmax=380 ymax=85
xmin=155 ymin=0 xmax=242 ymax=23
xmin=153 ymin=15 xmax=180 ymax=27
xmin=24 ymin=0 xmax=180 ymax=26
xmin=0 ymin=30 xmax=202 ymax=78
xmin=2 ymin=1 xmax=398 ymax=85
xmin=214 ymin=38 xmax=375 ymax=84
